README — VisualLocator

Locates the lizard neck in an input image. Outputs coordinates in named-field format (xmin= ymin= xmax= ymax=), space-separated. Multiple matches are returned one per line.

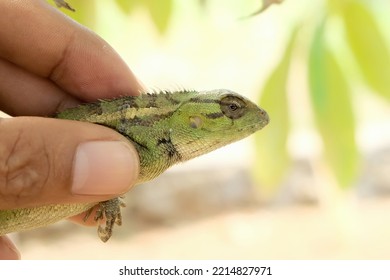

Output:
xmin=132 ymin=138 xmax=181 ymax=184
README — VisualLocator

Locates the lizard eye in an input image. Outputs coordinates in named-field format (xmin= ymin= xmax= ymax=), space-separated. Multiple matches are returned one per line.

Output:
xmin=229 ymin=103 xmax=238 ymax=111
xmin=220 ymin=96 xmax=247 ymax=119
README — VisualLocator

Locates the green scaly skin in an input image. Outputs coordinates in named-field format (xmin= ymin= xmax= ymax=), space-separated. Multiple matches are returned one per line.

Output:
xmin=0 ymin=89 xmax=269 ymax=242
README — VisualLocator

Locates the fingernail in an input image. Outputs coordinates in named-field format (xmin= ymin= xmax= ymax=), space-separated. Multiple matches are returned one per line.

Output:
xmin=71 ymin=141 xmax=139 ymax=195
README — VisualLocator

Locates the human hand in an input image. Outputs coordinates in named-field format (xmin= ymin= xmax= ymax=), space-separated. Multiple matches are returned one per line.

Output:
xmin=0 ymin=0 xmax=142 ymax=259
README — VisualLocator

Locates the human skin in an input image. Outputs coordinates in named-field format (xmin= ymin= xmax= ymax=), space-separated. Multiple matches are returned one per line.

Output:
xmin=0 ymin=0 xmax=143 ymax=259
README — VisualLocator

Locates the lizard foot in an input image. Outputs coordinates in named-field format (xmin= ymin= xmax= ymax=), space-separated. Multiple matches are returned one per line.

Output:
xmin=84 ymin=198 xmax=126 ymax=242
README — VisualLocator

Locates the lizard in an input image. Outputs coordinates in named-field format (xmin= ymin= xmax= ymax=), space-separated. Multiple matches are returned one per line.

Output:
xmin=0 ymin=89 xmax=269 ymax=242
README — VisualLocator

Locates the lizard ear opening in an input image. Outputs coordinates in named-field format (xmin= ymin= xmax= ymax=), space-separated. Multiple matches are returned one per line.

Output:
xmin=189 ymin=116 xmax=203 ymax=129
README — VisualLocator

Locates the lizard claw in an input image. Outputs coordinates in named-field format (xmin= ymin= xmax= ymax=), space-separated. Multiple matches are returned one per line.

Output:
xmin=88 ymin=198 xmax=126 ymax=242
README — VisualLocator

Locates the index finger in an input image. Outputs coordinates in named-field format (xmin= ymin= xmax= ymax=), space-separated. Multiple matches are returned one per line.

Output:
xmin=0 ymin=0 xmax=142 ymax=102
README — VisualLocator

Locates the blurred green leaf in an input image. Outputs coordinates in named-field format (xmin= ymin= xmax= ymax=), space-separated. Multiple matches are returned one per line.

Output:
xmin=144 ymin=0 xmax=173 ymax=34
xmin=254 ymin=30 xmax=297 ymax=195
xmin=115 ymin=0 xmax=137 ymax=14
xmin=342 ymin=2 xmax=390 ymax=100
xmin=309 ymin=20 xmax=359 ymax=188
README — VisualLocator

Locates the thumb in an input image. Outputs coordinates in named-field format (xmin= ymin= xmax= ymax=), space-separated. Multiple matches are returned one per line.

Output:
xmin=0 ymin=117 xmax=139 ymax=210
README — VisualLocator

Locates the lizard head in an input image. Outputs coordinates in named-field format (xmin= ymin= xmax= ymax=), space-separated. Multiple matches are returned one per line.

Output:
xmin=168 ymin=89 xmax=269 ymax=161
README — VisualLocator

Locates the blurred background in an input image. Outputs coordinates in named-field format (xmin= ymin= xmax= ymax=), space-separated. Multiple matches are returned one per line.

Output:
xmin=10 ymin=0 xmax=390 ymax=259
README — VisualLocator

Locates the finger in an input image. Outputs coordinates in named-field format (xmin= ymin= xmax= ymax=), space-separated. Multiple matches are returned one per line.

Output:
xmin=0 ymin=117 xmax=139 ymax=210
xmin=0 ymin=236 xmax=20 ymax=260
xmin=0 ymin=58 xmax=79 ymax=117
xmin=0 ymin=0 xmax=143 ymax=101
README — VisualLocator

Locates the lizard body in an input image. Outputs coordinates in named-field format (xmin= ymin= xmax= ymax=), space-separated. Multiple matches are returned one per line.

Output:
xmin=0 ymin=89 xmax=269 ymax=242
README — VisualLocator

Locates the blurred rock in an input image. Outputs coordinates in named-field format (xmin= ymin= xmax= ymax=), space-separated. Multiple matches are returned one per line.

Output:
xmin=274 ymin=159 xmax=320 ymax=205
xmin=122 ymin=167 xmax=256 ymax=229
xmin=357 ymin=147 xmax=390 ymax=197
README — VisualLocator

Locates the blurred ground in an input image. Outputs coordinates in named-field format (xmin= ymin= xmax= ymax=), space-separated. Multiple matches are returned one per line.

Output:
xmin=10 ymin=147 xmax=390 ymax=259
xmin=13 ymin=196 xmax=390 ymax=259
